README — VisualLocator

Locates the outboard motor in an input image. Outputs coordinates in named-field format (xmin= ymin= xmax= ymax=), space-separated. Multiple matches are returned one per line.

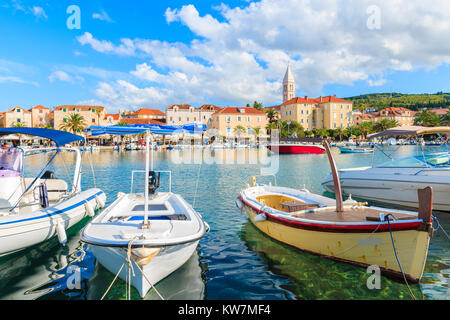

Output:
xmin=148 ymin=171 xmax=160 ymax=195
xmin=42 ymin=170 xmax=57 ymax=180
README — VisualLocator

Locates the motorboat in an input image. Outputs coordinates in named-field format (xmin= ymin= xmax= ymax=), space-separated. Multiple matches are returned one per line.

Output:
xmin=0 ymin=128 xmax=106 ymax=257
xmin=81 ymin=125 xmax=208 ymax=298
xmin=322 ymin=126 xmax=450 ymax=211
xmin=237 ymin=139 xmax=434 ymax=283
xmin=125 ymin=143 xmax=137 ymax=151
xmin=338 ymin=146 xmax=374 ymax=154
xmin=268 ymin=138 xmax=325 ymax=154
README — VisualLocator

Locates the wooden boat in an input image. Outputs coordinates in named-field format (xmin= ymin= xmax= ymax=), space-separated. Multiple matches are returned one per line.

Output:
xmin=339 ymin=146 xmax=374 ymax=154
xmin=237 ymin=140 xmax=434 ymax=283
xmin=81 ymin=125 xmax=208 ymax=298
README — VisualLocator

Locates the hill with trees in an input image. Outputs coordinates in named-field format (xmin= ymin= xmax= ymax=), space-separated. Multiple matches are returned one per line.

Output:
xmin=346 ymin=92 xmax=450 ymax=111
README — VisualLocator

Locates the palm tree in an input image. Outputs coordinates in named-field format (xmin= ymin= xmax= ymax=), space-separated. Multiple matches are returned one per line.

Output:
xmin=358 ymin=121 xmax=374 ymax=139
xmin=234 ymin=125 xmax=245 ymax=135
xmin=265 ymin=108 xmax=278 ymax=124
xmin=252 ymin=127 xmax=261 ymax=145
xmin=414 ymin=109 xmax=440 ymax=127
xmin=265 ymin=122 xmax=278 ymax=136
xmin=313 ymin=128 xmax=329 ymax=138
xmin=279 ymin=120 xmax=303 ymax=138
xmin=373 ymin=119 xmax=398 ymax=132
xmin=117 ymin=121 xmax=128 ymax=126
xmin=440 ymin=109 xmax=450 ymax=126
xmin=253 ymin=101 xmax=264 ymax=111
xmin=332 ymin=127 xmax=345 ymax=142
xmin=59 ymin=113 xmax=87 ymax=134
xmin=12 ymin=122 xmax=26 ymax=145
xmin=95 ymin=109 xmax=103 ymax=126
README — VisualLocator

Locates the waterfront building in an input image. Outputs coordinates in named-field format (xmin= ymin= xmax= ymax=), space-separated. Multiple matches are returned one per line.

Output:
xmin=53 ymin=105 xmax=105 ymax=130
xmin=208 ymin=106 xmax=267 ymax=139
xmin=0 ymin=106 xmax=32 ymax=127
xmin=279 ymin=96 xmax=353 ymax=130
xmin=29 ymin=105 xmax=52 ymax=127
xmin=103 ymin=113 xmax=121 ymax=126
xmin=166 ymin=104 xmax=222 ymax=125
xmin=124 ymin=108 xmax=166 ymax=122
xmin=373 ymin=107 xmax=415 ymax=126
xmin=352 ymin=111 xmax=374 ymax=126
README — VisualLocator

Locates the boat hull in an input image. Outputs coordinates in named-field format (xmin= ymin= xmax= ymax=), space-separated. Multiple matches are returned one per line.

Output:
xmin=268 ymin=145 xmax=325 ymax=154
xmin=90 ymin=241 xmax=199 ymax=298
xmin=241 ymin=199 xmax=431 ymax=282
xmin=339 ymin=147 xmax=374 ymax=154
xmin=322 ymin=170 xmax=450 ymax=211
xmin=0 ymin=189 xmax=105 ymax=257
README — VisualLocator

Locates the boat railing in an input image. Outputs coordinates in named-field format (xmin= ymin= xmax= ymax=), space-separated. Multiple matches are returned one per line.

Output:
xmin=130 ymin=170 xmax=172 ymax=194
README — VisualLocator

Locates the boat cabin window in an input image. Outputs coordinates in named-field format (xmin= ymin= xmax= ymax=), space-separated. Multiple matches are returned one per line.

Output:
xmin=0 ymin=148 xmax=22 ymax=177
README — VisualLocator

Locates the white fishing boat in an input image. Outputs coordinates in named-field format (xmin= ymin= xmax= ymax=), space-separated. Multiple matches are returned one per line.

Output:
xmin=322 ymin=126 xmax=450 ymax=211
xmin=0 ymin=128 xmax=106 ymax=257
xmin=81 ymin=125 xmax=208 ymax=298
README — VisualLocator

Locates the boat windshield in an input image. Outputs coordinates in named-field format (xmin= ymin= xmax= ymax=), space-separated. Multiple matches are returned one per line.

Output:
xmin=0 ymin=148 xmax=22 ymax=177
xmin=377 ymin=152 xmax=450 ymax=168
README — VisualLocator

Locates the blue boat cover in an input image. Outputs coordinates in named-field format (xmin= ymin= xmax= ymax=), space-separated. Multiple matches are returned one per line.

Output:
xmin=87 ymin=123 xmax=206 ymax=136
xmin=0 ymin=127 xmax=85 ymax=147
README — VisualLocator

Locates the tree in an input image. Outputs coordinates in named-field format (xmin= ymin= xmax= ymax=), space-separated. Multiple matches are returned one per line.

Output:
xmin=265 ymin=122 xmax=278 ymax=136
xmin=12 ymin=122 xmax=26 ymax=145
xmin=332 ymin=127 xmax=346 ymax=142
xmin=234 ymin=125 xmax=245 ymax=135
xmin=440 ymin=109 xmax=450 ymax=126
xmin=253 ymin=101 xmax=264 ymax=111
xmin=252 ymin=127 xmax=261 ymax=145
xmin=279 ymin=120 xmax=304 ymax=138
xmin=373 ymin=119 xmax=398 ymax=132
xmin=313 ymin=128 xmax=329 ymax=138
xmin=414 ymin=109 xmax=440 ymax=127
xmin=95 ymin=109 xmax=103 ymax=125
xmin=358 ymin=121 xmax=374 ymax=139
xmin=59 ymin=113 xmax=87 ymax=134
xmin=265 ymin=108 xmax=278 ymax=124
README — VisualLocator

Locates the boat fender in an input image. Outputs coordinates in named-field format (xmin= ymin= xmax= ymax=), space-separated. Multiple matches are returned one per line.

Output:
xmin=254 ymin=213 xmax=267 ymax=222
xmin=95 ymin=195 xmax=105 ymax=209
xmin=235 ymin=198 xmax=243 ymax=210
xmin=56 ymin=220 xmax=67 ymax=246
xmin=204 ymin=222 xmax=210 ymax=233
xmin=250 ymin=176 xmax=256 ymax=187
xmin=84 ymin=200 xmax=95 ymax=217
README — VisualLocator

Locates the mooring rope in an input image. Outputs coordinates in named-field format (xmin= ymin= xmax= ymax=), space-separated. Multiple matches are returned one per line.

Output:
xmin=100 ymin=237 xmax=165 ymax=300
xmin=432 ymin=215 xmax=450 ymax=239
xmin=385 ymin=214 xmax=416 ymax=300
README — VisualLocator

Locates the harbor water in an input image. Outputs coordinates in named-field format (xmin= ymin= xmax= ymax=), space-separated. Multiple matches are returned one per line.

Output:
xmin=0 ymin=146 xmax=448 ymax=300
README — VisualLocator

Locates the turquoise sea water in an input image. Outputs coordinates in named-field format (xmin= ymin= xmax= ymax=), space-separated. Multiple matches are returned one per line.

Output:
xmin=0 ymin=146 xmax=448 ymax=300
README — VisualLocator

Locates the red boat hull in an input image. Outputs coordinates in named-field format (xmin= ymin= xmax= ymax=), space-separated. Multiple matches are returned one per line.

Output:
xmin=268 ymin=145 xmax=325 ymax=154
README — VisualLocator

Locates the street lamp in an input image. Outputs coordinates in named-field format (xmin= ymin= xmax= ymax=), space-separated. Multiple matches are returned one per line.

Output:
xmin=287 ymin=120 xmax=291 ymax=137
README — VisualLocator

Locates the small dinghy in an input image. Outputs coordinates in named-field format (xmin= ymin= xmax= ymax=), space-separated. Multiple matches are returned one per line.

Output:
xmin=237 ymin=140 xmax=434 ymax=283
xmin=339 ymin=146 xmax=374 ymax=153
xmin=81 ymin=125 xmax=208 ymax=298
xmin=0 ymin=128 xmax=106 ymax=257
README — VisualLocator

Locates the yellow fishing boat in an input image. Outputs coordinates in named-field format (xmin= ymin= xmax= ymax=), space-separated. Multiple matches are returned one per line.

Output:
xmin=236 ymin=140 xmax=434 ymax=283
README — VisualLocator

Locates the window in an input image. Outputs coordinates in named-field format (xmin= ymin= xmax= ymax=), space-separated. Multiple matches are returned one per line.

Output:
xmin=187 ymin=117 xmax=189 ymax=121
xmin=16 ymin=109 xmax=20 ymax=113
xmin=341 ymin=114 xmax=343 ymax=119
xmin=237 ymin=116 xmax=241 ymax=122
xmin=17 ymin=118 xmax=21 ymax=123
xmin=227 ymin=127 xmax=231 ymax=133
xmin=257 ymin=117 xmax=261 ymax=122
xmin=301 ymin=119 xmax=304 ymax=123
xmin=226 ymin=116 xmax=231 ymax=123
xmin=247 ymin=116 xmax=250 ymax=122
xmin=63 ymin=118 xmax=67 ymax=123
xmin=248 ymin=127 xmax=251 ymax=133
xmin=179 ymin=117 xmax=182 ymax=121
xmin=334 ymin=123 xmax=337 ymax=128
xmin=170 ymin=117 xmax=173 ymax=121
xmin=92 ymin=118 xmax=96 ymax=123
xmin=194 ymin=117 xmax=197 ymax=121
xmin=92 ymin=109 xmax=96 ymax=113
xmin=333 ymin=113 xmax=336 ymax=120
xmin=63 ymin=108 xmax=67 ymax=112
xmin=76 ymin=108 xmax=80 ymax=112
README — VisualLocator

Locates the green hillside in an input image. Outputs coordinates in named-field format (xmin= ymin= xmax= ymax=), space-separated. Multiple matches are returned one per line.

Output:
xmin=346 ymin=92 xmax=450 ymax=111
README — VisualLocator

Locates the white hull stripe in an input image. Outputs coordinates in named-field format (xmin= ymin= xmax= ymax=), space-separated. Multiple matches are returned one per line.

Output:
xmin=0 ymin=190 xmax=104 ymax=226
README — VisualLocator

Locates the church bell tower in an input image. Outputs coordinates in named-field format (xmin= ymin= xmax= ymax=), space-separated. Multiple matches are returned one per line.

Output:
xmin=283 ymin=63 xmax=295 ymax=103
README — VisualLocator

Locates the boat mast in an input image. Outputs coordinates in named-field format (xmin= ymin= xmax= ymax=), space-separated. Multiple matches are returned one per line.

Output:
xmin=143 ymin=130 xmax=150 ymax=228
xmin=323 ymin=139 xmax=344 ymax=212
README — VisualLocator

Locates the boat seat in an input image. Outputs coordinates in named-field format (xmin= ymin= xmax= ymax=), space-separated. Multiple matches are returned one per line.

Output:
xmin=23 ymin=178 xmax=68 ymax=202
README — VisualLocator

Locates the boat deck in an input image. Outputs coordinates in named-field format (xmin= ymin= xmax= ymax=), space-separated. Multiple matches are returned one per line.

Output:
xmin=290 ymin=206 xmax=418 ymax=222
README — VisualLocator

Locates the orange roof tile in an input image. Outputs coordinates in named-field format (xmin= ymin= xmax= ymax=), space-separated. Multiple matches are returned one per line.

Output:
xmin=167 ymin=104 xmax=194 ymax=110
xmin=212 ymin=107 xmax=265 ymax=116
xmin=29 ymin=105 xmax=50 ymax=111
xmin=55 ymin=105 xmax=105 ymax=111
xmin=121 ymin=118 xmax=166 ymax=125
xmin=130 ymin=108 xmax=165 ymax=116
xmin=104 ymin=114 xmax=120 ymax=120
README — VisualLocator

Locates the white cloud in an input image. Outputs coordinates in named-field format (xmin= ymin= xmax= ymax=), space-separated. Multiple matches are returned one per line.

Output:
xmin=76 ymin=0 xmax=450 ymax=107
xmin=48 ymin=70 xmax=83 ymax=83
xmin=31 ymin=6 xmax=47 ymax=19
xmin=92 ymin=9 xmax=114 ymax=22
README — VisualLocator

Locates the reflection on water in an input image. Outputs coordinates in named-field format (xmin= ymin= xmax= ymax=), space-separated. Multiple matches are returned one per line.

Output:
xmin=0 ymin=146 xmax=448 ymax=299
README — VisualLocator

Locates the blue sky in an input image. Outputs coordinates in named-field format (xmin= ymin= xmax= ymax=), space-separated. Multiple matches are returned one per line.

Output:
xmin=1 ymin=0 xmax=449 ymax=113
